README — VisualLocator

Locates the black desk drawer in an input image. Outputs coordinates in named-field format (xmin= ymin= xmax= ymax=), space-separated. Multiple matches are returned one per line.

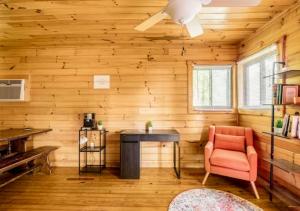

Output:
xmin=120 ymin=134 xmax=140 ymax=142
xmin=141 ymin=134 xmax=179 ymax=142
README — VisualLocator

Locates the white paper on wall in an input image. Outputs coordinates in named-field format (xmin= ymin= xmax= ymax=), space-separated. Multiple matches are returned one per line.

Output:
xmin=94 ymin=75 xmax=110 ymax=89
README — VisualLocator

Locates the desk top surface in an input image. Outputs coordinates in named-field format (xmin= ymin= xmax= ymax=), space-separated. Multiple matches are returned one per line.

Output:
xmin=0 ymin=128 xmax=52 ymax=142
xmin=120 ymin=129 xmax=179 ymax=135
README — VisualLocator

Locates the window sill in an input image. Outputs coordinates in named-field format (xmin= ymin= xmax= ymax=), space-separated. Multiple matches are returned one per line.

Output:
xmin=189 ymin=108 xmax=235 ymax=114
xmin=238 ymin=108 xmax=272 ymax=116
xmin=239 ymin=106 xmax=271 ymax=110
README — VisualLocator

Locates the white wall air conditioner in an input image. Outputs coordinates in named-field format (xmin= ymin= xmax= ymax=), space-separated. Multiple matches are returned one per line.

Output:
xmin=0 ymin=79 xmax=26 ymax=101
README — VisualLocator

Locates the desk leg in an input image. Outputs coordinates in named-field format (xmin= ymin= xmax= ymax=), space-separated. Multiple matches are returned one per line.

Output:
xmin=173 ymin=142 xmax=180 ymax=179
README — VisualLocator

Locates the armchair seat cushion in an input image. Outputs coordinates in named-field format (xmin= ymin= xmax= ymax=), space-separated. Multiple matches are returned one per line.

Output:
xmin=210 ymin=149 xmax=250 ymax=172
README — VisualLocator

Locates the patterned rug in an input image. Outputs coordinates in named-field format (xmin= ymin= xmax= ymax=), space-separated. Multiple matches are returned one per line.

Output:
xmin=169 ymin=188 xmax=262 ymax=211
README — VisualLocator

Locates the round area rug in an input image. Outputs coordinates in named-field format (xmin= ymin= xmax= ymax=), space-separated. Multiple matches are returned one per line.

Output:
xmin=169 ymin=188 xmax=262 ymax=211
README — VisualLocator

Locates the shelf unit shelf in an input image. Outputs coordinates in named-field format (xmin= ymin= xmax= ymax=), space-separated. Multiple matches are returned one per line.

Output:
xmin=263 ymin=131 xmax=292 ymax=139
xmin=264 ymin=69 xmax=300 ymax=79
xmin=80 ymin=146 xmax=105 ymax=153
xmin=262 ymin=158 xmax=300 ymax=174
xmin=262 ymin=131 xmax=300 ymax=146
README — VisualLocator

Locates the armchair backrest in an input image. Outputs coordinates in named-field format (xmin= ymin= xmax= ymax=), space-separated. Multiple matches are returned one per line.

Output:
xmin=208 ymin=126 xmax=254 ymax=151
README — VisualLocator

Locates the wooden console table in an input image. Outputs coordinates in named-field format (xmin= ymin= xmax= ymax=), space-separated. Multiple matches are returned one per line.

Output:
xmin=120 ymin=129 xmax=180 ymax=179
xmin=0 ymin=128 xmax=55 ymax=188
xmin=0 ymin=128 xmax=52 ymax=154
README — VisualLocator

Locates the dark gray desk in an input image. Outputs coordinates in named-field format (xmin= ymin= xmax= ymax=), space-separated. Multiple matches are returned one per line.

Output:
xmin=120 ymin=129 xmax=180 ymax=179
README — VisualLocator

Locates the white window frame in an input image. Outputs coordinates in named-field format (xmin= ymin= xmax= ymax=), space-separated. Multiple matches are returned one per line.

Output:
xmin=238 ymin=45 xmax=278 ymax=109
xmin=191 ymin=65 xmax=232 ymax=111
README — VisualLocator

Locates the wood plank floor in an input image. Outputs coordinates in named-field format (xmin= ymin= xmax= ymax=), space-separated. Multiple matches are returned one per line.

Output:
xmin=0 ymin=168 xmax=285 ymax=211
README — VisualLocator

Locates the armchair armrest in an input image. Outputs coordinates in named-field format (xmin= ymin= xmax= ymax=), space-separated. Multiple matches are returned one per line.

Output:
xmin=247 ymin=146 xmax=257 ymax=181
xmin=204 ymin=141 xmax=214 ymax=172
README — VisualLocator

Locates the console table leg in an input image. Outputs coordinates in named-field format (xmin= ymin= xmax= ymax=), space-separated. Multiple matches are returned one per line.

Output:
xmin=173 ymin=142 xmax=181 ymax=179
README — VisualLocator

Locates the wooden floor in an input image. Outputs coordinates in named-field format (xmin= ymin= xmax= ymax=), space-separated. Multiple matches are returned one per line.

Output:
xmin=0 ymin=168 xmax=285 ymax=211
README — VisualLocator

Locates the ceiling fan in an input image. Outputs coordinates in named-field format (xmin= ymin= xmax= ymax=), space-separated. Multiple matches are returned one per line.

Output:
xmin=135 ymin=0 xmax=261 ymax=38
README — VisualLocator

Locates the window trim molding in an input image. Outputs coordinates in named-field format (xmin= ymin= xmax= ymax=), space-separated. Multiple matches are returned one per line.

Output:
xmin=187 ymin=61 xmax=237 ymax=114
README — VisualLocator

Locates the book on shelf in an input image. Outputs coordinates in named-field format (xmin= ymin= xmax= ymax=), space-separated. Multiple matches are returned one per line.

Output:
xmin=282 ymin=114 xmax=290 ymax=137
xmin=273 ymin=85 xmax=278 ymax=104
xmin=272 ymin=84 xmax=300 ymax=105
xmin=291 ymin=115 xmax=299 ymax=138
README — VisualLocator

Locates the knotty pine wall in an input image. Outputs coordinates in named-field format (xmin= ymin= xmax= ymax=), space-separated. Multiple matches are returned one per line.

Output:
xmin=0 ymin=43 xmax=238 ymax=168
xmin=239 ymin=3 xmax=300 ymax=195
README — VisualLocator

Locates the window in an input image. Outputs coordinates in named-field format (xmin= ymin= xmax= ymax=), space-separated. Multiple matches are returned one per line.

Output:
xmin=191 ymin=65 xmax=232 ymax=111
xmin=243 ymin=51 xmax=277 ymax=107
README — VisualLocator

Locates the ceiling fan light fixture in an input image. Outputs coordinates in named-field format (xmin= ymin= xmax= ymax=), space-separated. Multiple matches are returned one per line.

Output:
xmin=165 ymin=0 xmax=203 ymax=24
xmin=201 ymin=0 xmax=213 ymax=5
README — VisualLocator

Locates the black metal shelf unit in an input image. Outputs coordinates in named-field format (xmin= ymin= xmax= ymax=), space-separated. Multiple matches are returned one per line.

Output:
xmin=263 ymin=62 xmax=300 ymax=206
xmin=78 ymin=129 xmax=108 ymax=174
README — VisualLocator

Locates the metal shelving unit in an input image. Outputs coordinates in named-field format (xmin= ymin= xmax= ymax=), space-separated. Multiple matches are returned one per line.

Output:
xmin=78 ymin=129 xmax=107 ymax=174
xmin=263 ymin=62 xmax=300 ymax=207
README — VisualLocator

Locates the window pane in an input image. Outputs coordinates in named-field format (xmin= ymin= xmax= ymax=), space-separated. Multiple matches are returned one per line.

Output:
xmin=263 ymin=55 xmax=276 ymax=104
xmin=212 ymin=69 xmax=230 ymax=107
xmin=193 ymin=69 xmax=210 ymax=107
xmin=246 ymin=63 xmax=261 ymax=106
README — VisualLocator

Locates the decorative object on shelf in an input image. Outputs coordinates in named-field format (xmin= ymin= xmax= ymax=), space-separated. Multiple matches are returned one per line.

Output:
xmin=274 ymin=119 xmax=283 ymax=134
xmin=90 ymin=133 xmax=96 ymax=149
xmin=168 ymin=188 xmax=262 ymax=211
xmin=145 ymin=121 xmax=153 ymax=132
xmin=97 ymin=120 xmax=104 ymax=130
xmin=282 ymin=85 xmax=299 ymax=104
xmin=78 ymin=128 xmax=107 ymax=174
xmin=83 ymin=113 xmax=96 ymax=129
xmin=294 ymin=97 xmax=300 ymax=105
xmin=79 ymin=135 xmax=88 ymax=145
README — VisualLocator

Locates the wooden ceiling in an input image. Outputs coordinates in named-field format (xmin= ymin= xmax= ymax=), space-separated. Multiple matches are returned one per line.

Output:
xmin=0 ymin=0 xmax=297 ymax=47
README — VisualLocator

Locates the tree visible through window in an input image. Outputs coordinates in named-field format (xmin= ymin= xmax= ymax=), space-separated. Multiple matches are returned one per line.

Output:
xmin=244 ymin=52 xmax=277 ymax=107
xmin=192 ymin=65 xmax=232 ymax=110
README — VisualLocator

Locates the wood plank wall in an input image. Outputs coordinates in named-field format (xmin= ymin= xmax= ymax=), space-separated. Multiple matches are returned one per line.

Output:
xmin=239 ymin=3 xmax=300 ymax=196
xmin=0 ymin=42 xmax=238 ymax=168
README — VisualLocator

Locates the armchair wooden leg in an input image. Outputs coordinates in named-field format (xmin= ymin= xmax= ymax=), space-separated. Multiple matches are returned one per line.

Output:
xmin=250 ymin=181 xmax=260 ymax=199
xmin=202 ymin=172 xmax=210 ymax=185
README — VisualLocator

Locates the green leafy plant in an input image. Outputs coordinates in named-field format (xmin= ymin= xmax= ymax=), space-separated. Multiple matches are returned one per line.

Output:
xmin=97 ymin=120 xmax=103 ymax=126
xmin=275 ymin=119 xmax=283 ymax=128
xmin=146 ymin=121 xmax=153 ymax=128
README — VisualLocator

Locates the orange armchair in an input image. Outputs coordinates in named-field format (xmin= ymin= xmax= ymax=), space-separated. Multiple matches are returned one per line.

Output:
xmin=202 ymin=125 xmax=259 ymax=199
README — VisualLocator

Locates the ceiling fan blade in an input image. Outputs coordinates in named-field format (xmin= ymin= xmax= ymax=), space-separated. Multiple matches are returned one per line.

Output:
xmin=206 ymin=0 xmax=261 ymax=7
xmin=134 ymin=10 xmax=168 ymax=31
xmin=185 ymin=16 xmax=204 ymax=38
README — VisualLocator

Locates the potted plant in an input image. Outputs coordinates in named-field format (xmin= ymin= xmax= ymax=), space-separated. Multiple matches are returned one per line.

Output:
xmin=146 ymin=121 xmax=153 ymax=132
xmin=274 ymin=119 xmax=283 ymax=134
xmin=97 ymin=120 xmax=103 ymax=130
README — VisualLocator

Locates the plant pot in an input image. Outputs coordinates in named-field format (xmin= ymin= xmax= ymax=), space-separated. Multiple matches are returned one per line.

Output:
xmin=147 ymin=127 xmax=153 ymax=132
xmin=97 ymin=125 xmax=103 ymax=130
xmin=274 ymin=127 xmax=283 ymax=134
